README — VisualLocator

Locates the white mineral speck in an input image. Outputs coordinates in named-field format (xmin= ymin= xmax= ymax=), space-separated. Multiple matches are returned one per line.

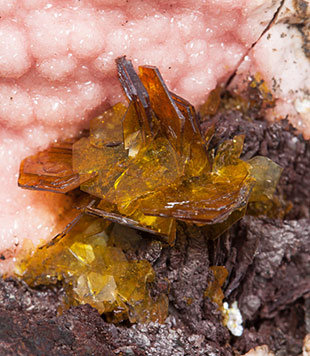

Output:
xmin=223 ymin=301 xmax=243 ymax=336
xmin=295 ymin=98 xmax=310 ymax=116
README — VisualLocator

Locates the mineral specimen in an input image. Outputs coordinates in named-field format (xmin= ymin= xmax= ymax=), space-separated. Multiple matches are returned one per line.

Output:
xmin=17 ymin=57 xmax=282 ymax=323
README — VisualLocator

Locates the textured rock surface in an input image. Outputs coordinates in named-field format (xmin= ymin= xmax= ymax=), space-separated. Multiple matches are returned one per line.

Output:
xmin=231 ymin=217 xmax=310 ymax=355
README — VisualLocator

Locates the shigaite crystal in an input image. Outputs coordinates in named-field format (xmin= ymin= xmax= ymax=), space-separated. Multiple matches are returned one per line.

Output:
xmin=17 ymin=57 xmax=282 ymax=323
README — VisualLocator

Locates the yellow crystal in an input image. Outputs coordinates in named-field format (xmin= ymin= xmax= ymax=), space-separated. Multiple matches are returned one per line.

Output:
xmin=90 ymin=103 xmax=126 ymax=148
xmin=17 ymin=214 xmax=168 ymax=324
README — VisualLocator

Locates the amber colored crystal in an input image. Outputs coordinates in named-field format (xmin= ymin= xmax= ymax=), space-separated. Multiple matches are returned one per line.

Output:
xmin=247 ymin=156 xmax=283 ymax=217
xmin=85 ymin=200 xmax=176 ymax=244
xmin=248 ymin=156 xmax=282 ymax=203
xmin=18 ymin=139 xmax=95 ymax=193
xmin=205 ymin=266 xmax=228 ymax=309
xmin=139 ymin=66 xmax=210 ymax=175
xmin=90 ymin=103 xmax=126 ymax=148
xmin=72 ymin=136 xmax=129 ymax=199
xmin=138 ymin=66 xmax=185 ymax=152
xmin=139 ymin=136 xmax=252 ymax=225
xmin=116 ymin=56 xmax=157 ymax=141
xmin=122 ymin=101 xmax=143 ymax=157
xmin=104 ymin=137 xmax=184 ymax=215
xmin=139 ymin=170 xmax=251 ymax=224
xmin=17 ymin=214 xmax=168 ymax=324
xmin=199 ymin=86 xmax=221 ymax=116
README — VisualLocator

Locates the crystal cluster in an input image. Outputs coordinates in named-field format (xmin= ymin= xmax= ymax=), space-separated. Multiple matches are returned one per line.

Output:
xmin=19 ymin=57 xmax=282 ymax=243
xmin=17 ymin=214 xmax=168 ymax=323
xmin=17 ymin=57 xmax=282 ymax=323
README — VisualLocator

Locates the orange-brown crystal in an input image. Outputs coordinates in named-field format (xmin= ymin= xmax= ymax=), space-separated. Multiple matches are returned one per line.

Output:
xmin=205 ymin=266 xmax=228 ymax=309
xmin=18 ymin=139 xmax=94 ymax=193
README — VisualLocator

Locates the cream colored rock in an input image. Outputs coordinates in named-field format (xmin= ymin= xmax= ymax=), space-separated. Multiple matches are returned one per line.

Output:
xmin=230 ymin=0 xmax=310 ymax=138
xmin=303 ymin=334 xmax=310 ymax=356
xmin=242 ymin=345 xmax=275 ymax=356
